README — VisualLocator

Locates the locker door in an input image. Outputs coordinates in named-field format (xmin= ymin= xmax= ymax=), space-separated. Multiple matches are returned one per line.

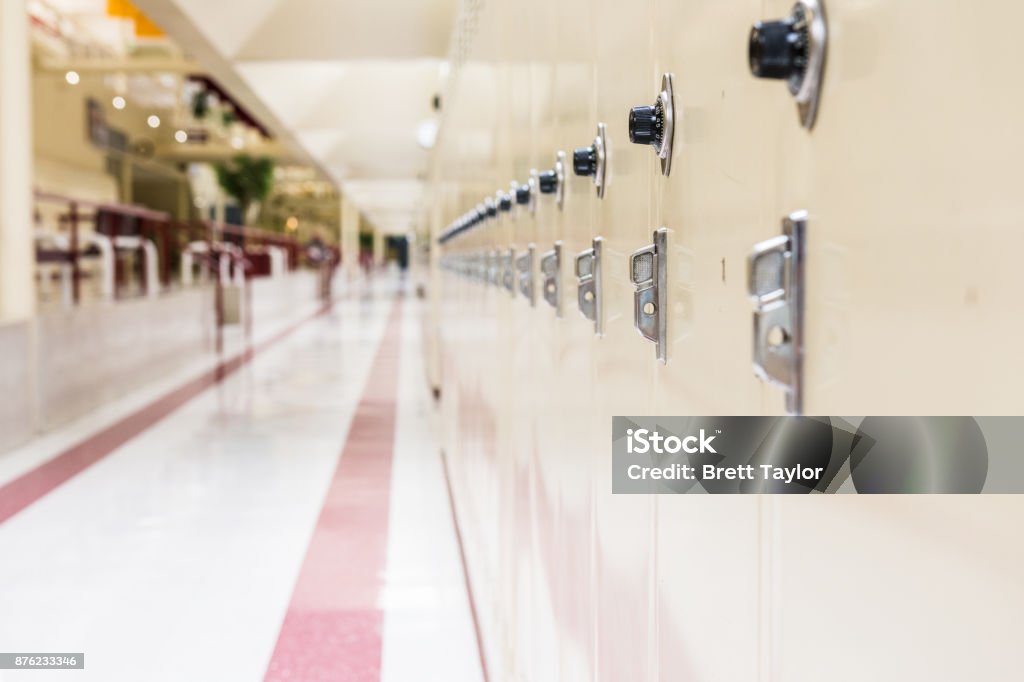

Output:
xmin=771 ymin=2 xmax=1024 ymax=680
xmin=650 ymin=0 xmax=778 ymax=416
xmin=540 ymin=1 xmax=600 ymax=680
xmin=516 ymin=2 xmax=561 ymax=677
xmin=590 ymin=1 xmax=657 ymax=681
xmin=649 ymin=0 xmax=775 ymax=680
xmin=782 ymin=0 xmax=1024 ymax=415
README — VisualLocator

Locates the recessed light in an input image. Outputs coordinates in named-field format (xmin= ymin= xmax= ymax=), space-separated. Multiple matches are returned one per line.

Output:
xmin=174 ymin=129 xmax=188 ymax=143
xmin=112 ymin=96 xmax=126 ymax=110
xmin=65 ymin=71 xmax=80 ymax=85
xmin=147 ymin=115 xmax=161 ymax=128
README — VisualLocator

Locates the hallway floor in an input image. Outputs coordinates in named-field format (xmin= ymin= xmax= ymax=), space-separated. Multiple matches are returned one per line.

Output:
xmin=0 ymin=276 xmax=483 ymax=682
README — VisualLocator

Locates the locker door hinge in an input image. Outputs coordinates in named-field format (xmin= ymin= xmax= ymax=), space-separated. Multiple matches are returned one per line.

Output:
xmin=540 ymin=242 xmax=562 ymax=315
xmin=575 ymin=237 xmax=603 ymax=335
xmin=748 ymin=210 xmax=807 ymax=414
xmin=630 ymin=228 xmax=668 ymax=362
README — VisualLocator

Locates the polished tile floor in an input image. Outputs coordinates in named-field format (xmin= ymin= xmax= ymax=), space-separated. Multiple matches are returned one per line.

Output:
xmin=0 ymin=276 xmax=483 ymax=682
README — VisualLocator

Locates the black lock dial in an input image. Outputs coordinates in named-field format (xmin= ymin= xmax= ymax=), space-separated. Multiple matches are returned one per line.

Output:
xmin=498 ymin=193 xmax=512 ymax=212
xmin=573 ymin=146 xmax=598 ymax=177
xmin=749 ymin=4 xmax=810 ymax=94
xmin=484 ymin=199 xmax=497 ymax=218
xmin=515 ymin=184 xmax=530 ymax=205
xmin=538 ymin=170 xmax=558 ymax=194
xmin=628 ymin=103 xmax=663 ymax=148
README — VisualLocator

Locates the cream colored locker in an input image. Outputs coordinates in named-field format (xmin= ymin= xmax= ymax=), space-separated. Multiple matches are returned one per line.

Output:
xmin=768 ymin=496 xmax=1024 ymax=682
xmin=588 ymin=1 xmax=658 ymax=681
xmin=650 ymin=0 xmax=778 ymax=415
xmin=436 ymin=46 xmax=509 ymax=675
xmin=540 ymin=1 xmax=599 ymax=680
xmin=768 ymin=2 xmax=1024 ymax=680
xmin=768 ymin=0 xmax=1024 ymax=414
xmin=518 ymin=76 xmax=560 ymax=682
xmin=497 ymin=53 xmax=534 ymax=680
xmin=647 ymin=0 xmax=775 ymax=679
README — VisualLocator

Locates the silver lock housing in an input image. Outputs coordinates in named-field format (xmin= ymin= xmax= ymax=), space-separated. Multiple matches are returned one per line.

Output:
xmin=630 ymin=227 xmax=669 ymax=362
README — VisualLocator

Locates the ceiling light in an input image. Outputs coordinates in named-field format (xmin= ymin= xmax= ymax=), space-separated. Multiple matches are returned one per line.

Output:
xmin=286 ymin=216 xmax=299 ymax=231
xmin=64 ymin=71 xmax=80 ymax=85
xmin=147 ymin=115 xmax=160 ymax=129
xmin=174 ymin=129 xmax=188 ymax=143
xmin=112 ymin=96 xmax=126 ymax=110
xmin=230 ymin=136 xmax=245 ymax=150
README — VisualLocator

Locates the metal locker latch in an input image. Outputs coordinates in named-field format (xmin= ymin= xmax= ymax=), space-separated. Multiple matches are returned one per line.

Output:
xmin=488 ymin=250 xmax=500 ymax=286
xmin=575 ymin=237 xmax=603 ymax=335
xmin=516 ymin=245 xmax=535 ymax=305
xmin=630 ymin=228 xmax=668 ymax=362
xmin=540 ymin=242 xmax=562 ymax=315
xmin=748 ymin=210 xmax=807 ymax=414
xmin=502 ymin=248 xmax=515 ymax=294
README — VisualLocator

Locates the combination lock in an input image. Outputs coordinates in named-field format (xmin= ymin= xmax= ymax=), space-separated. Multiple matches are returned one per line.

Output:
xmin=497 ymin=191 xmax=513 ymax=212
xmin=627 ymin=73 xmax=675 ymax=176
xmin=536 ymin=152 xmax=566 ymax=209
xmin=514 ymin=183 xmax=531 ymax=206
xmin=749 ymin=0 xmax=827 ymax=129
xmin=572 ymin=123 xmax=608 ymax=198
xmin=484 ymin=198 xmax=498 ymax=218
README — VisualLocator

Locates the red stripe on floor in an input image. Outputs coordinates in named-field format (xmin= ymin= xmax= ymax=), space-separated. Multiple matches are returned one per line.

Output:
xmin=264 ymin=298 xmax=404 ymax=682
xmin=0 ymin=303 xmax=330 ymax=526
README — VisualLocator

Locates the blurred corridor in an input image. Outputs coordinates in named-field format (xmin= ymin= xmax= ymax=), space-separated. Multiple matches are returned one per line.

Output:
xmin=0 ymin=277 xmax=483 ymax=681
xmin=2 ymin=0 xmax=1024 ymax=680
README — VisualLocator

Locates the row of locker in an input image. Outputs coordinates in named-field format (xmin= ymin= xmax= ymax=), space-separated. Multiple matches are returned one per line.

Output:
xmin=436 ymin=0 xmax=820 ymax=416
xmin=438 ymin=0 xmax=826 ymax=237
xmin=440 ymin=207 xmax=805 ymax=412
xmin=424 ymin=0 xmax=1024 ymax=679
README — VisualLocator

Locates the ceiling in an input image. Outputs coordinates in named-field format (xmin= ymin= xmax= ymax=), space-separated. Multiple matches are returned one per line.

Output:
xmin=132 ymin=0 xmax=459 ymax=233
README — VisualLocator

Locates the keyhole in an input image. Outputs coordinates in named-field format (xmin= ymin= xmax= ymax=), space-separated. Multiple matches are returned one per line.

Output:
xmin=767 ymin=325 xmax=788 ymax=347
xmin=584 ymin=291 xmax=594 ymax=302
xmin=643 ymin=302 xmax=656 ymax=315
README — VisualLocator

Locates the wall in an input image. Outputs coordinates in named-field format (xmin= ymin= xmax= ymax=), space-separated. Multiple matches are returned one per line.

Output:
xmin=32 ymin=68 xmax=119 ymax=203
xmin=35 ymin=286 xmax=214 ymax=429
xmin=0 ymin=286 xmax=213 ymax=452
xmin=426 ymin=1 xmax=1024 ymax=681
xmin=0 ymin=268 xmax=324 ymax=454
